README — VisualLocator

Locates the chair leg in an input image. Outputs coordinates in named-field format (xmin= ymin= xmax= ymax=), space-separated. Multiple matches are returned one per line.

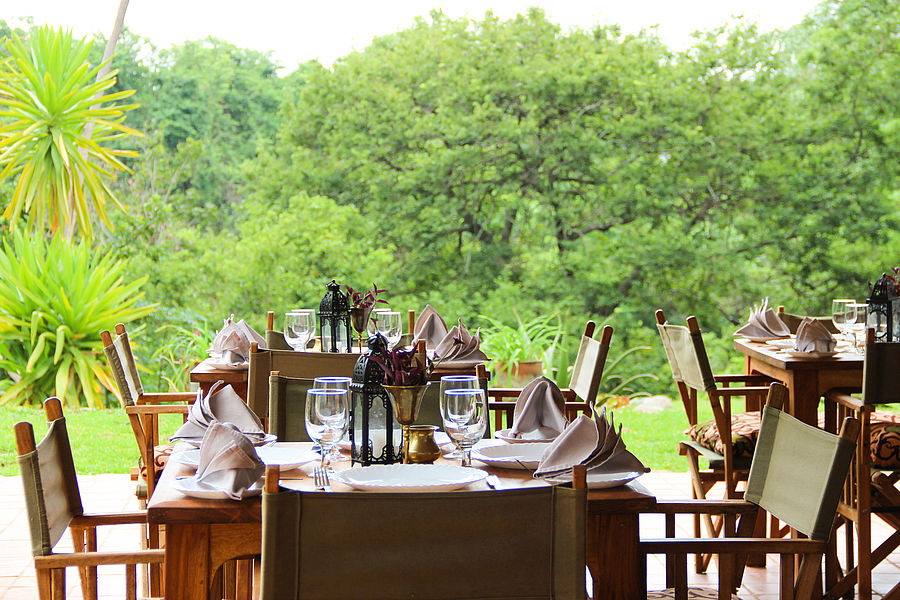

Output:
xmin=36 ymin=568 xmax=52 ymax=600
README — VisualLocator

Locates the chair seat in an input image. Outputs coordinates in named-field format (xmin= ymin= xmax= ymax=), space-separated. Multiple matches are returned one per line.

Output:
xmin=648 ymin=587 xmax=740 ymax=599
xmin=867 ymin=411 xmax=900 ymax=468
xmin=130 ymin=444 xmax=175 ymax=483
xmin=680 ymin=440 xmax=753 ymax=472
xmin=686 ymin=412 xmax=760 ymax=459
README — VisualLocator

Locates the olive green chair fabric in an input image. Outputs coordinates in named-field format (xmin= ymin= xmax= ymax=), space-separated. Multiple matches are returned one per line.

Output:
xmin=268 ymin=374 xmax=315 ymax=441
xmin=260 ymin=485 xmax=586 ymax=600
xmin=265 ymin=329 xmax=293 ymax=351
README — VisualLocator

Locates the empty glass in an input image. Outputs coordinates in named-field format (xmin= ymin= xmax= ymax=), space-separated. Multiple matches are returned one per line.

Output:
xmin=314 ymin=376 xmax=352 ymax=462
xmin=441 ymin=388 xmax=487 ymax=467
xmin=440 ymin=375 xmax=480 ymax=459
xmin=284 ymin=311 xmax=314 ymax=351
xmin=305 ymin=388 xmax=349 ymax=473
xmin=847 ymin=303 xmax=868 ymax=353
xmin=367 ymin=308 xmax=391 ymax=337
xmin=832 ymin=299 xmax=854 ymax=342
xmin=375 ymin=311 xmax=403 ymax=349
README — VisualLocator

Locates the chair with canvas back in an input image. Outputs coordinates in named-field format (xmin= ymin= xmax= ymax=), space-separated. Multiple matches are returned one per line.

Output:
xmin=258 ymin=464 xmax=587 ymax=600
xmin=823 ymin=328 xmax=900 ymax=600
xmin=655 ymin=310 xmax=775 ymax=572
xmin=15 ymin=397 xmax=165 ymax=600
xmin=487 ymin=321 xmax=610 ymax=432
xmin=642 ymin=382 xmax=860 ymax=599
xmin=265 ymin=311 xmax=293 ymax=351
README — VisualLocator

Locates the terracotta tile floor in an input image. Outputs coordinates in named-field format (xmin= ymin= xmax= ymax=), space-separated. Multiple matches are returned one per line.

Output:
xmin=1 ymin=471 xmax=898 ymax=598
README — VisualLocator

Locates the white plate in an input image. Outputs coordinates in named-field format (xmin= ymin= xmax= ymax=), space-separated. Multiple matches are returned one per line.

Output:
xmin=494 ymin=428 xmax=557 ymax=444
xmin=337 ymin=431 xmax=453 ymax=451
xmin=739 ymin=335 xmax=789 ymax=343
xmin=765 ymin=338 xmax=795 ymax=349
xmin=174 ymin=445 xmax=318 ymax=470
xmin=545 ymin=470 xmax=644 ymax=489
xmin=784 ymin=350 xmax=839 ymax=358
xmin=329 ymin=464 xmax=487 ymax=491
xmin=180 ymin=433 xmax=277 ymax=448
xmin=201 ymin=358 xmax=249 ymax=371
xmin=172 ymin=476 xmax=263 ymax=500
xmin=471 ymin=443 xmax=548 ymax=470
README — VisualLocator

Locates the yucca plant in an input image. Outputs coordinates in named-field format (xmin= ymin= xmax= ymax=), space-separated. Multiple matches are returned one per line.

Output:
xmin=0 ymin=26 xmax=140 ymax=239
xmin=0 ymin=231 xmax=153 ymax=407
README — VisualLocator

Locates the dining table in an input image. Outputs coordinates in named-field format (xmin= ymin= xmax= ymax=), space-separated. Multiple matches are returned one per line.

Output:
xmin=190 ymin=362 xmax=249 ymax=402
xmin=147 ymin=443 xmax=656 ymax=600
xmin=733 ymin=337 xmax=864 ymax=426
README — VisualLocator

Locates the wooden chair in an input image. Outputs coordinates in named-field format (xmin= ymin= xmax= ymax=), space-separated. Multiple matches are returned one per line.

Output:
xmin=823 ymin=328 xmax=900 ymax=600
xmin=487 ymin=321 xmax=610 ymax=432
xmin=775 ymin=306 xmax=840 ymax=335
xmin=642 ymin=382 xmax=860 ymax=599
xmin=259 ymin=464 xmax=587 ymax=600
xmin=265 ymin=311 xmax=293 ymax=350
xmin=655 ymin=310 xmax=774 ymax=572
xmin=15 ymin=397 xmax=165 ymax=600
xmin=267 ymin=372 xmax=315 ymax=441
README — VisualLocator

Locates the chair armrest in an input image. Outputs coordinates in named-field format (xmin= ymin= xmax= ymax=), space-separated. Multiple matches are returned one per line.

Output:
xmin=641 ymin=538 xmax=825 ymax=555
xmin=488 ymin=388 xmax=577 ymax=400
xmin=824 ymin=389 xmax=865 ymax=411
xmin=69 ymin=511 xmax=148 ymax=528
xmin=33 ymin=549 xmax=165 ymax=568
xmin=138 ymin=392 xmax=196 ymax=404
xmin=714 ymin=386 xmax=772 ymax=397
xmin=649 ymin=499 xmax=755 ymax=516
xmin=713 ymin=374 xmax=773 ymax=384
xmin=126 ymin=405 xmax=190 ymax=416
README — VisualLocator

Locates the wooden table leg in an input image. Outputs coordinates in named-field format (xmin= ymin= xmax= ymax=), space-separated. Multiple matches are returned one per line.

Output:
xmin=587 ymin=512 xmax=645 ymax=599
xmin=165 ymin=523 xmax=210 ymax=600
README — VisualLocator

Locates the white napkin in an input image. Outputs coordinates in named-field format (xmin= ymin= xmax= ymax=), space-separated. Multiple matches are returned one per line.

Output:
xmin=412 ymin=305 xmax=449 ymax=349
xmin=433 ymin=319 xmax=489 ymax=366
xmin=171 ymin=380 xmax=266 ymax=444
xmin=734 ymin=298 xmax=790 ymax=339
xmin=205 ymin=316 xmax=267 ymax=368
xmin=194 ymin=422 xmax=265 ymax=500
xmin=795 ymin=317 xmax=837 ymax=352
xmin=508 ymin=376 xmax=568 ymax=440
xmin=534 ymin=409 xmax=647 ymax=480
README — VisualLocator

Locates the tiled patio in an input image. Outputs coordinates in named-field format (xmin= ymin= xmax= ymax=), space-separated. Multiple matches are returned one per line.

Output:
xmin=1 ymin=471 xmax=897 ymax=599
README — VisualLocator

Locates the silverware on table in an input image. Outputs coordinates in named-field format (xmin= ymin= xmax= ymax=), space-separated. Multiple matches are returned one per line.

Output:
xmin=313 ymin=466 xmax=330 ymax=490
xmin=485 ymin=475 xmax=503 ymax=490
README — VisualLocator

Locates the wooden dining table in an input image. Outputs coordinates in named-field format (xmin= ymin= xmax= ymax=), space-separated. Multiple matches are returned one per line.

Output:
xmin=147 ymin=443 xmax=656 ymax=600
xmin=190 ymin=362 xmax=249 ymax=401
xmin=733 ymin=337 xmax=864 ymax=425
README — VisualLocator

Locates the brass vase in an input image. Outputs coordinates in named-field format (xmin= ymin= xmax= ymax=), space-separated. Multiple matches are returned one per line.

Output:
xmin=349 ymin=306 xmax=374 ymax=351
xmin=383 ymin=383 xmax=431 ymax=464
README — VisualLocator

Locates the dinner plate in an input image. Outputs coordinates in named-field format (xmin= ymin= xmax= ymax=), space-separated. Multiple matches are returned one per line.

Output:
xmin=765 ymin=338 xmax=796 ymax=349
xmin=494 ymin=428 xmax=557 ymax=444
xmin=180 ymin=433 xmax=277 ymax=448
xmin=471 ymin=442 xmax=547 ymax=470
xmin=544 ymin=470 xmax=644 ymax=489
xmin=175 ymin=445 xmax=318 ymax=470
xmin=740 ymin=335 xmax=789 ymax=343
xmin=172 ymin=476 xmax=263 ymax=500
xmin=329 ymin=464 xmax=487 ymax=491
xmin=783 ymin=350 xmax=840 ymax=358
xmin=201 ymin=358 xmax=249 ymax=371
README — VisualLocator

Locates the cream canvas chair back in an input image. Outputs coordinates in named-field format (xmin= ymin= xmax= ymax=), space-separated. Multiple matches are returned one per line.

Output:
xmin=655 ymin=313 xmax=716 ymax=394
xmin=568 ymin=322 xmax=612 ymax=404
xmin=102 ymin=326 xmax=143 ymax=407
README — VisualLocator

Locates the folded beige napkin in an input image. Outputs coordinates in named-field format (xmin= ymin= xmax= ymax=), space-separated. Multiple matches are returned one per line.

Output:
xmin=508 ymin=376 xmax=568 ymax=440
xmin=533 ymin=408 xmax=647 ymax=480
xmin=735 ymin=298 xmax=790 ymax=340
xmin=795 ymin=317 xmax=837 ymax=352
xmin=194 ymin=422 xmax=265 ymax=500
xmin=171 ymin=380 xmax=266 ymax=444
xmin=205 ymin=315 xmax=267 ymax=368
xmin=412 ymin=305 xmax=449 ymax=349
xmin=433 ymin=319 xmax=489 ymax=366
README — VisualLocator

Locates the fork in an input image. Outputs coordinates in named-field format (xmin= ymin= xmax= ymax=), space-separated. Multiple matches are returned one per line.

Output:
xmin=313 ymin=465 xmax=330 ymax=490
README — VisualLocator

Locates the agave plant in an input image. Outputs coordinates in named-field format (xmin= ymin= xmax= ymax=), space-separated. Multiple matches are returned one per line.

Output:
xmin=0 ymin=26 xmax=140 ymax=238
xmin=0 ymin=231 xmax=153 ymax=407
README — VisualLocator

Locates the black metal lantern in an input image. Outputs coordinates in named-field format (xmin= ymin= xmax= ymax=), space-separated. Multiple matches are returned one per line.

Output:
xmin=349 ymin=334 xmax=402 ymax=465
xmin=867 ymin=273 xmax=900 ymax=343
xmin=318 ymin=280 xmax=353 ymax=352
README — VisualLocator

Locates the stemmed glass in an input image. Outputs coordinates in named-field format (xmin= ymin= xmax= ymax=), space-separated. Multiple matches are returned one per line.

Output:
xmin=439 ymin=375 xmax=480 ymax=459
xmin=847 ymin=303 xmax=868 ymax=353
xmin=832 ymin=299 xmax=852 ymax=343
xmin=441 ymin=388 xmax=487 ymax=467
xmin=314 ymin=376 xmax=352 ymax=463
xmin=284 ymin=311 xmax=314 ymax=352
xmin=305 ymin=388 xmax=349 ymax=473
xmin=376 ymin=311 xmax=403 ymax=349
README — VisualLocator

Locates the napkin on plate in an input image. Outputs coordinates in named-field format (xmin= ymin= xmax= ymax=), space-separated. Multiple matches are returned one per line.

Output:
xmin=193 ymin=422 xmax=265 ymax=500
xmin=412 ymin=305 xmax=449 ymax=349
xmin=734 ymin=298 xmax=790 ymax=340
xmin=171 ymin=380 xmax=267 ymax=445
xmin=508 ymin=376 xmax=568 ymax=441
xmin=204 ymin=316 xmax=267 ymax=368
xmin=795 ymin=317 xmax=837 ymax=352
xmin=533 ymin=408 xmax=648 ymax=480
xmin=433 ymin=319 xmax=488 ymax=366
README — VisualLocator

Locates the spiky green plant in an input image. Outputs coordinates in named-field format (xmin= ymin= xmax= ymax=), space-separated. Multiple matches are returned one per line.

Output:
xmin=0 ymin=26 xmax=140 ymax=238
xmin=0 ymin=231 xmax=153 ymax=407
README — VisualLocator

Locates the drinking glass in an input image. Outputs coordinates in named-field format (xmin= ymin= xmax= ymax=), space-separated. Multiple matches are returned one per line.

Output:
xmin=847 ymin=303 xmax=868 ymax=353
xmin=832 ymin=299 xmax=853 ymax=342
xmin=439 ymin=376 xmax=480 ymax=459
xmin=376 ymin=311 xmax=403 ymax=349
xmin=284 ymin=311 xmax=314 ymax=351
xmin=305 ymin=388 xmax=349 ymax=473
xmin=441 ymin=388 xmax=487 ymax=467
xmin=314 ymin=377 xmax=353 ymax=462
xmin=367 ymin=308 xmax=391 ymax=337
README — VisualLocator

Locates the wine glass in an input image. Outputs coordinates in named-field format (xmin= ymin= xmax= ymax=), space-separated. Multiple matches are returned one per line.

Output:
xmin=367 ymin=308 xmax=391 ymax=337
xmin=314 ymin=376 xmax=352 ymax=462
xmin=847 ymin=303 xmax=868 ymax=353
xmin=376 ymin=311 xmax=403 ymax=349
xmin=439 ymin=375 xmax=480 ymax=459
xmin=305 ymin=388 xmax=349 ymax=473
xmin=284 ymin=311 xmax=314 ymax=352
xmin=441 ymin=388 xmax=487 ymax=467
xmin=832 ymin=299 xmax=853 ymax=342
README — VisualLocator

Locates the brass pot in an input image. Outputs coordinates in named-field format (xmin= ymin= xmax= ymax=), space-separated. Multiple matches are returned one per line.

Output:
xmin=406 ymin=425 xmax=442 ymax=464
xmin=383 ymin=383 xmax=431 ymax=463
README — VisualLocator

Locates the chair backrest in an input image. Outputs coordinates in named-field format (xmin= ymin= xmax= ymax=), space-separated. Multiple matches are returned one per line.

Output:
xmin=15 ymin=398 xmax=84 ymax=556
xmin=655 ymin=311 xmax=716 ymax=393
xmin=268 ymin=373 xmax=315 ymax=441
xmin=567 ymin=321 xmax=611 ymax=404
xmin=861 ymin=338 xmax=900 ymax=405
xmin=260 ymin=484 xmax=586 ymax=600
xmin=776 ymin=306 xmax=840 ymax=335
xmin=248 ymin=345 xmax=360 ymax=418
xmin=101 ymin=324 xmax=143 ymax=407
xmin=266 ymin=311 xmax=294 ymax=351
xmin=746 ymin=387 xmax=858 ymax=541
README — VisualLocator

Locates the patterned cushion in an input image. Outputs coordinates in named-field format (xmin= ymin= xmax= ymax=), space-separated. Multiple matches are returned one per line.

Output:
xmin=133 ymin=444 xmax=175 ymax=482
xmin=686 ymin=412 xmax=760 ymax=458
xmin=648 ymin=587 xmax=740 ymax=599
xmin=869 ymin=411 xmax=900 ymax=469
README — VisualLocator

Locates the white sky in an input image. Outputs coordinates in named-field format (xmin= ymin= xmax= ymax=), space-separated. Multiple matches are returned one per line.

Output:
xmin=5 ymin=0 xmax=823 ymax=70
